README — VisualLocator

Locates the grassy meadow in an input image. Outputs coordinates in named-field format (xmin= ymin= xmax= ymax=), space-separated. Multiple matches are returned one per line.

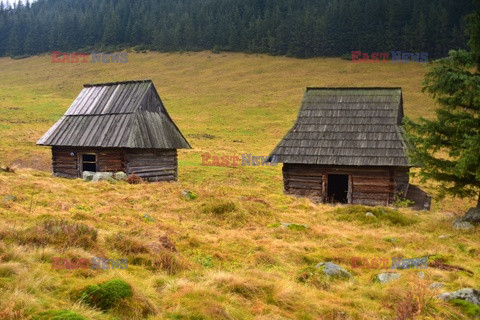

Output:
xmin=0 ymin=51 xmax=478 ymax=319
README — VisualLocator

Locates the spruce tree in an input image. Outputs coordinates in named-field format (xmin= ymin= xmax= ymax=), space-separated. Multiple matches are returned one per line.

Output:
xmin=405 ymin=3 xmax=480 ymax=208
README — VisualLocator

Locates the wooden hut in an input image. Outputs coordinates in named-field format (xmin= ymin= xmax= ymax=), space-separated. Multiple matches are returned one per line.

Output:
xmin=37 ymin=80 xmax=191 ymax=181
xmin=267 ymin=87 xmax=411 ymax=206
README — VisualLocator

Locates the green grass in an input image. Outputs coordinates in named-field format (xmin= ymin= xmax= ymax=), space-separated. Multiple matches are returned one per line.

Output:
xmin=0 ymin=51 xmax=478 ymax=319
xmin=332 ymin=205 xmax=419 ymax=226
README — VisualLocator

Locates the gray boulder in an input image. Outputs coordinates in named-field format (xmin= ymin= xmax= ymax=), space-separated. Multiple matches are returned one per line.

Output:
xmin=82 ymin=171 xmax=95 ymax=181
xmin=114 ymin=172 xmax=128 ymax=181
xmin=429 ymin=282 xmax=445 ymax=290
xmin=365 ymin=212 xmax=376 ymax=218
xmin=375 ymin=272 xmax=401 ymax=284
xmin=91 ymin=172 xmax=115 ymax=182
xmin=316 ymin=262 xmax=352 ymax=279
xmin=2 ymin=195 xmax=17 ymax=202
xmin=438 ymin=288 xmax=480 ymax=306
xmin=453 ymin=220 xmax=474 ymax=230
xmin=460 ymin=207 xmax=480 ymax=225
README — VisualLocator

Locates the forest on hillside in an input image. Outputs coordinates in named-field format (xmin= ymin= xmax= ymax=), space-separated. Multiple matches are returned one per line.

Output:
xmin=0 ymin=0 xmax=474 ymax=58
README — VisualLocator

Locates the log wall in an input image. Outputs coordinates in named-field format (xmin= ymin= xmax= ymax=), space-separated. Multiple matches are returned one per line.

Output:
xmin=125 ymin=149 xmax=177 ymax=182
xmin=283 ymin=164 xmax=409 ymax=206
xmin=51 ymin=147 xmax=178 ymax=182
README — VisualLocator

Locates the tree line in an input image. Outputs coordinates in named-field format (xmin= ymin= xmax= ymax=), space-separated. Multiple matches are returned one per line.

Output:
xmin=0 ymin=0 xmax=474 ymax=58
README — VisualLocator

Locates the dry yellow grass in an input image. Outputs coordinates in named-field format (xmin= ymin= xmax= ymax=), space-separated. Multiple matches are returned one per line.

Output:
xmin=0 ymin=51 xmax=478 ymax=319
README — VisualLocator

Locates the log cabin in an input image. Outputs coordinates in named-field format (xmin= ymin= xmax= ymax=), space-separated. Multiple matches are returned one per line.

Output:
xmin=267 ymin=87 xmax=412 ymax=206
xmin=37 ymin=80 xmax=191 ymax=181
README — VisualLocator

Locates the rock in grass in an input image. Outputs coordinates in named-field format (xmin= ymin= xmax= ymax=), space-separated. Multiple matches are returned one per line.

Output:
xmin=181 ymin=190 xmax=197 ymax=200
xmin=143 ymin=213 xmax=155 ymax=222
xmin=429 ymin=282 xmax=445 ymax=290
xmin=453 ymin=220 xmax=474 ymax=230
xmin=114 ymin=171 xmax=128 ymax=181
xmin=365 ymin=212 xmax=376 ymax=218
xmin=460 ymin=207 xmax=480 ymax=225
xmin=91 ymin=172 xmax=115 ymax=182
xmin=1 ymin=195 xmax=17 ymax=202
xmin=438 ymin=288 xmax=480 ymax=306
xmin=82 ymin=171 xmax=95 ymax=181
xmin=33 ymin=309 xmax=87 ymax=320
xmin=316 ymin=262 xmax=352 ymax=279
xmin=79 ymin=278 xmax=133 ymax=311
xmin=375 ymin=272 xmax=401 ymax=283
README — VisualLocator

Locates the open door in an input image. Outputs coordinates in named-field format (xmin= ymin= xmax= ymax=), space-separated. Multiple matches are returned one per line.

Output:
xmin=327 ymin=174 xmax=350 ymax=204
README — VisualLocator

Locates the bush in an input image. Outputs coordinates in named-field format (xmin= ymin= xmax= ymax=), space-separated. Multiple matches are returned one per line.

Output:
xmin=126 ymin=174 xmax=142 ymax=184
xmin=333 ymin=205 xmax=417 ymax=226
xmin=79 ymin=279 xmax=133 ymax=311
xmin=33 ymin=310 xmax=87 ymax=320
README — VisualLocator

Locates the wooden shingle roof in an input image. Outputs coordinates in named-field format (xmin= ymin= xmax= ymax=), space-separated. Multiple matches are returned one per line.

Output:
xmin=267 ymin=87 xmax=410 ymax=167
xmin=37 ymin=80 xmax=191 ymax=149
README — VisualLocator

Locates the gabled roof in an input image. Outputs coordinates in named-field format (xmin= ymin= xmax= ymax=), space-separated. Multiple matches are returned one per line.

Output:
xmin=267 ymin=87 xmax=410 ymax=167
xmin=37 ymin=80 xmax=191 ymax=149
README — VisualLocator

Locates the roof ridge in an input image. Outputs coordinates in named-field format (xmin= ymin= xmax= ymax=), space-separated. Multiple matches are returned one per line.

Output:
xmin=83 ymin=80 xmax=152 ymax=87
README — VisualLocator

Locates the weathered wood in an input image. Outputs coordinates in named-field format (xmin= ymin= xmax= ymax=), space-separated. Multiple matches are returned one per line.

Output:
xmin=283 ymin=163 xmax=404 ymax=206
xmin=51 ymin=147 xmax=178 ymax=182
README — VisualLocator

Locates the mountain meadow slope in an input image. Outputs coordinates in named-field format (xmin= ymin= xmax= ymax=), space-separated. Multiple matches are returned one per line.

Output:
xmin=0 ymin=51 xmax=478 ymax=319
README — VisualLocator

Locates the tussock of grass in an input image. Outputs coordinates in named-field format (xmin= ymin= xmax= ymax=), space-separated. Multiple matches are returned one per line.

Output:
xmin=78 ymin=279 xmax=133 ymax=311
xmin=0 ymin=219 xmax=97 ymax=249
xmin=332 ymin=205 xmax=418 ymax=226
xmin=450 ymin=299 xmax=480 ymax=317
xmin=33 ymin=309 xmax=87 ymax=320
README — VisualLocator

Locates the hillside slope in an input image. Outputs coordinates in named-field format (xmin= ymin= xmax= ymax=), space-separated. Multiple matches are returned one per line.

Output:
xmin=0 ymin=52 xmax=478 ymax=319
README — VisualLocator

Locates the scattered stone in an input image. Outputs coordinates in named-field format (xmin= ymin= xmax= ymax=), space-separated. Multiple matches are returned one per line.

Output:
xmin=429 ymin=282 xmax=445 ymax=290
xmin=143 ymin=214 xmax=155 ymax=223
xmin=384 ymin=237 xmax=397 ymax=243
xmin=182 ymin=190 xmax=197 ymax=200
xmin=375 ymin=272 xmax=401 ymax=284
xmin=82 ymin=171 xmax=95 ymax=181
xmin=1 ymin=195 xmax=17 ymax=202
xmin=114 ymin=172 xmax=128 ymax=181
xmin=316 ymin=262 xmax=352 ymax=279
xmin=460 ymin=207 xmax=480 ymax=225
xmin=438 ymin=288 xmax=480 ymax=306
xmin=91 ymin=172 xmax=115 ymax=182
xmin=438 ymin=235 xmax=451 ymax=239
xmin=418 ymin=271 xmax=425 ymax=279
xmin=453 ymin=220 xmax=474 ymax=230
xmin=365 ymin=212 xmax=376 ymax=218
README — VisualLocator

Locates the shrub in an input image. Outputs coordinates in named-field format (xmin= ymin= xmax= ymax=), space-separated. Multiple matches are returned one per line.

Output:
xmin=108 ymin=233 xmax=150 ymax=255
xmin=33 ymin=310 xmax=87 ymax=320
xmin=126 ymin=173 xmax=142 ymax=184
xmin=79 ymin=279 xmax=133 ymax=311
xmin=333 ymin=205 xmax=417 ymax=226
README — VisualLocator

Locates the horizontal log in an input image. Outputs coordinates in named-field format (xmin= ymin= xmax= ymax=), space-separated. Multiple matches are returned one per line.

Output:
xmin=286 ymin=182 xmax=322 ymax=190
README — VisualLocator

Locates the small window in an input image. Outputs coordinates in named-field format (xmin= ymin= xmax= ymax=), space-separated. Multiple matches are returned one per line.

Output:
xmin=82 ymin=153 xmax=97 ymax=172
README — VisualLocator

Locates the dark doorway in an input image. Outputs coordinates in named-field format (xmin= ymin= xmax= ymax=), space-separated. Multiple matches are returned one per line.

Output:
xmin=82 ymin=153 xmax=97 ymax=172
xmin=327 ymin=174 xmax=349 ymax=204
